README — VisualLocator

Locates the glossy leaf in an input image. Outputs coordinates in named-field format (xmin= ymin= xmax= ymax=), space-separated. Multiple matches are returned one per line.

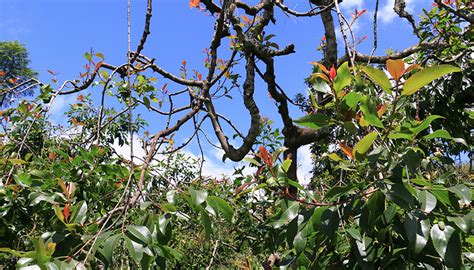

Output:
xmin=206 ymin=196 xmax=233 ymax=222
xmin=190 ymin=188 xmax=208 ymax=206
xmin=418 ymin=190 xmax=437 ymax=213
xmin=127 ymin=225 xmax=152 ymax=245
xmin=272 ymin=201 xmax=299 ymax=228
xmin=200 ymin=208 xmax=212 ymax=240
xmin=448 ymin=184 xmax=471 ymax=206
xmin=361 ymin=65 xmax=392 ymax=94
xmin=72 ymin=201 xmax=87 ymax=225
xmin=124 ymin=236 xmax=144 ymax=264
xmin=352 ymin=131 xmax=378 ymax=157
xmin=334 ymin=62 xmax=351 ymax=92
xmin=293 ymin=232 xmax=306 ymax=254
xmin=360 ymin=96 xmax=384 ymax=128
xmin=342 ymin=92 xmax=362 ymax=109
xmin=402 ymin=65 xmax=461 ymax=96
xmin=100 ymin=234 xmax=121 ymax=265
xmin=423 ymin=129 xmax=451 ymax=140
xmin=386 ymin=59 xmax=405 ymax=82
xmin=404 ymin=212 xmax=430 ymax=254
xmin=430 ymin=224 xmax=459 ymax=264
xmin=411 ymin=115 xmax=443 ymax=135
xmin=294 ymin=113 xmax=331 ymax=130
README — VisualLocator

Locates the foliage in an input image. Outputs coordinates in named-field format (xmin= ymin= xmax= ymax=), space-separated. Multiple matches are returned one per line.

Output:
xmin=0 ymin=41 xmax=38 ymax=107
xmin=0 ymin=1 xmax=472 ymax=269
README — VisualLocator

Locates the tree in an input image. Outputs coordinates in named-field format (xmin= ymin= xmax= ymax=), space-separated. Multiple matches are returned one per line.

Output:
xmin=0 ymin=0 xmax=472 ymax=268
xmin=0 ymin=41 xmax=38 ymax=107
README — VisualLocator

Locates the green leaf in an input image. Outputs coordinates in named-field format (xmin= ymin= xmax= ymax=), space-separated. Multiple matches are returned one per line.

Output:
xmin=72 ymin=201 xmax=87 ymax=225
xmin=140 ymin=251 xmax=154 ymax=270
xmin=8 ymin=158 xmax=27 ymax=165
xmin=361 ymin=65 xmax=392 ymax=94
xmin=402 ymin=65 xmax=461 ymax=96
xmin=200 ymin=208 xmax=212 ymax=240
xmin=353 ymin=131 xmax=378 ymax=158
xmin=431 ymin=190 xmax=452 ymax=207
xmin=326 ymin=153 xmax=343 ymax=162
xmin=272 ymin=201 xmax=300 ymax=228
xmin=294 ymin=113 xmax=331 ymax=130
xmin=448 ymin=184 xmax=471 ymax=206
xmin=127 ymin=225 xmax=152 ymax=245
xmin=100 ymin=234 xmax=121 ymax=265
xmin=124 ymin=236 xmax=143 ymax=264
xmin=190 ymin=188 xmax=208 ymax=207
xmin=325 ymin=185 xmax=354 ymax=201
xmin=423 ymin=129 xmax=451 ymax=140
xmin=334 ymin=62 xmax=351 ymax=93
xmin=346 ymin=228 xmax=361 ymax=241
xmin=281 ymin=159 xmax=292 ymax=172
xmin=418 ymin=190 xmax=436 ymax=213
xmin=31 ymin=237 xmax=51 ymax=263
xmin=0 ymin=247 xmax=28 ymax=257
xmin=430 ymin=224 xmax=460 ymax=266
xmin=143 ymin=97 xmax=150 ymax=108
xmin=360 ymin=96 xmax=384 ymax=128
xmin=321 ymin=208 xmax=340 ymax=237
xmin=14 ymin=173 xmax=32 ymax=186
xmin=29 ymin=192 xmax=55 ymax=206
xmin=243 ymin=157 xmax=261 ymax=167
xmin=84 ymin=52 xmax=92 ymax=61
xmin=293 ymin=232 xmax=306 ymax=254
xmin=95 ymin=52 xmax=105 ymax=59
xmin=166 ymin=190 xmax=177 ymax=204
xmin=447 ymin=215 xmax=470 ymax=233
xmin=410 ymin=115 xmax=443 ymax=135
xmin=206 ymin=196 xmax=233 ymax=222
xmin=444 ymin=230 xmax=462 ymax=269
xmin=404 ymin=212 xmax=430 ymax=254
xmin=53 ymin=205 xmax=65 ymax=223
xmin=342 ymin=92 xmax=362 ymax=110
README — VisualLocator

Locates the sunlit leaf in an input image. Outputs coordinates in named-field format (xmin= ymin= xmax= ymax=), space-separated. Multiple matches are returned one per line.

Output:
xmin=361 ymin=65 xmax=392 ymax=94
xmin=334 ymin=62 xmax=351 ymax=92
xmin=418 ymin=190 xmax=437 ymax=213
xmin=402 ymin=65 xmax=461 ymax=96
xmin=353 ymin=132 xmax=378 ymax=158
xmin=386 ymin=59 xmax=405 ymax=82
xmin=294 ymin=113 xmax=331 ymax=130
xmin=206 ymin=196 xmax=233 ymax=222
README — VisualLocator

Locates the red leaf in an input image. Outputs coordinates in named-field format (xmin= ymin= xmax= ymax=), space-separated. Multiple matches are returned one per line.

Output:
xmin=161 ymin=83 xmax=168 ymax=92
xmin=259 ymin=146 xmax=272 ymax=166
xmin=386 ymin=59 xmax=405 ymax=82
xmin=358 ymin=9 xmax=367 ymax=17
xmin=0 ymin=71 xmax=5 ymax=76
xmin=338 ymin=143 xmax=354 ymax=160
xmin=77 ymin=95 xmax=84 ymax=102
xmin=329 ymin=64 xmax=337 ymax=80
xmin=189 ymin=0 xmax=200 ymax=8
xmin=63 ymin=204 xmax=70 ymax=223
xmin=241 ymin=15 xmax=250 ymax=24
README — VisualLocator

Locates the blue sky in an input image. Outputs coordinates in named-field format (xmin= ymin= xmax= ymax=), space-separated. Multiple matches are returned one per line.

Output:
xmin=0 ymin=0 xmax=434 ymax=179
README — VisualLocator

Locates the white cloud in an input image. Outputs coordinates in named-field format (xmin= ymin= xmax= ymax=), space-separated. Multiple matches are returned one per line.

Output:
xmin=379 ymin=0 xmax=429 ymax=24
xmin=112 ymin=136 xmax=253 ymax=179
xmin=297 ymin=145 xmax=313 ymax=185
xmin=340 ymin=0 xmax=364 ymax=10
xmin=48 ymin=94 xmax=77 ymax=122
xmin=113 ymin=136 xmax=314 ymax=185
